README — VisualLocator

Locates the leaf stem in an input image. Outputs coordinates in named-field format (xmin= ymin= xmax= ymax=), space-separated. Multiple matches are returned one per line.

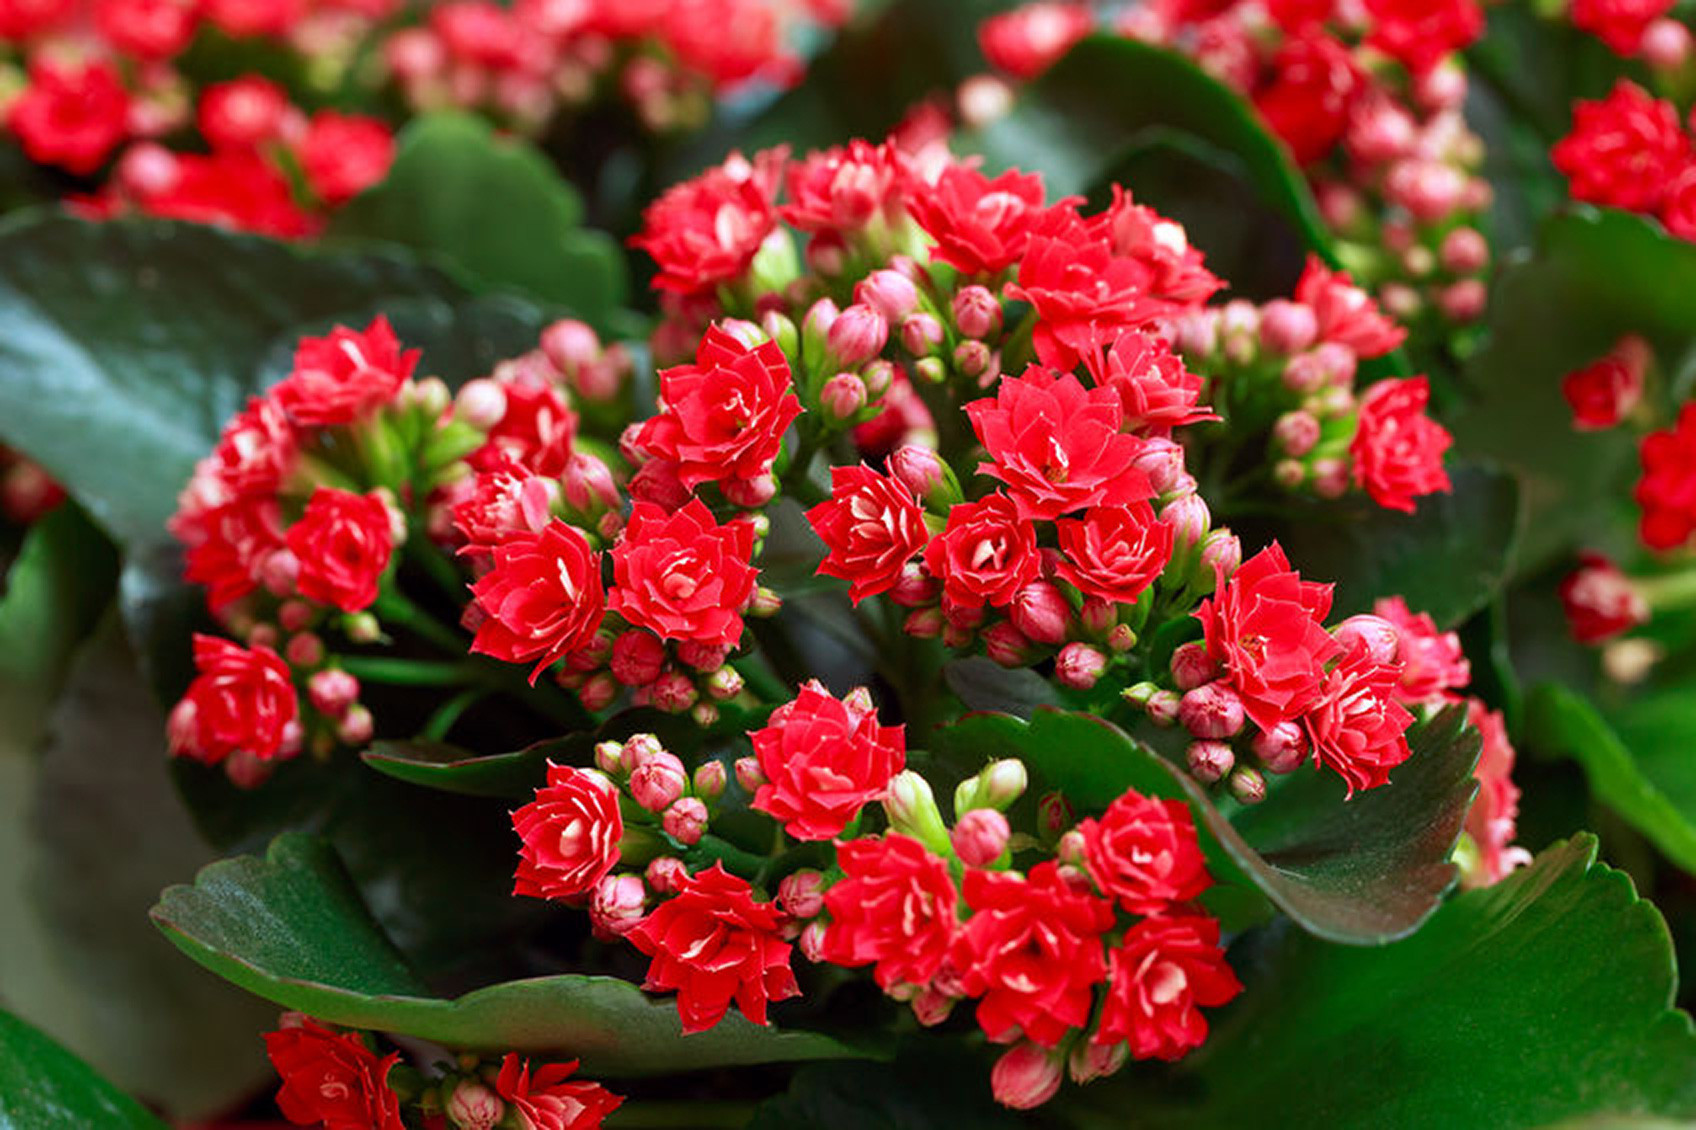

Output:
xmin=339 ymin=656 xmax=474 ymax=686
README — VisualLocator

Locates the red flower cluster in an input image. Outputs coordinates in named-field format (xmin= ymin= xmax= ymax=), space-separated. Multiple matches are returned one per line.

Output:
xmin=749 ymin=680 xmax=905 ymax=840
xmin=263 ymin=1019 xmax=404 ymax=1130
xmin=1636 ymin=403 xmax=1696 ymax=549
xmin=1349 ymin=377 xmax=1453 ymax=514
xmin=1553 ymin=81 xmax=1696 ymax=237
xmin=168 ymin=635 xmax=299 ymax=767
xmin=1564 ymin=335 xmax=1649 ymax=431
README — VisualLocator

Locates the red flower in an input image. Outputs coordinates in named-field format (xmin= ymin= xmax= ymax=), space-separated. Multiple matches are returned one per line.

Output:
xmin=472 ymin=378 xmax=578 ymax=478
xmin=628 ymin=862 xmax=800 ymax=1032
xmin=1661 ymin=162 xmax=1696 ymax=241
xmin=203 ymin=0 xmax=302 ymax=36
xmin=470 ymin=519 xmax=606 ymax=681
xmin=922 ymin=492 xmax=1040 ymax=610
xmin=820 ymin=833 xmax=958 ymax=990
xmin=1372 ymin=595 xmax=1470 ymax=704
xmin=1363 ymin=0 xmax=1483 ymax=74
xmin=95 ymin=0 xmax=198 ymax=60
xmin=751 ymin=681 xmax=905 ymax=840
xmin=1094 ymin=915 xmax=1241 ymax=1061
xmin=1095 ymin=187 xmax=1222 ymax=307
xmin=9 ymin=58 xmax=130 ymax=176
xmin=1563 ymin=336 xmax=1648 ymax=430
xmin=630 ymin=150 xmax=784 ymax=296
xmin=137 ymin=150 xmax=318 ymax=239
xmin=1054 ymin=502 xmax=1173 ymax=604
xmin=978 ymin=2 xmax=1093 ymax=79
xmin=780 ymin=139 xmax=910 ymax=235
xmin=182 ymin=495 xmax=286 ymax=610
xmin=1302 ymin=643 xmax=1414 ymax=795
xmin=286 ymin=488 xmax=393 ymax=613
xmin=634 ymin=325 xmax=801 ymax=491
xmin=1552 ymin=81 xmax=1688 ymax=214
xmin=951 ymin=861 xmax=1114 ymax=1048
xmin=908 ymin=163 xmax=1051 ymax=277
xmin=1570 ymin=0 xmax=1672 ymax=55
xmin=1078 ymin=790 xmax=1210 ymax=914
xmin=209 ymin=396 xmax=297 ymax=496
xmin=1083 ymin=329 xmax=1216 ymax=432
xmin=967 ymin=366 xmax=1151 ymax=520
xmin=169 ymin=635 xmax=298 ymax=764
xmin=1195 ymin=542 xmax=1341 ymax=730
xmin=450 ymin=458 xmax=557 ymax=550
xmin=272 ymin=316 xmax=419 ymax=427
xmin=513 ymin=763 xmax=624 ymax=900
xmin=431 ymin=0 xmax=522 ymax=66
xmin=1294 ymin=257 xmax=1406 ymax=358
xmin=1461 ymin=699 xmax=1531 ymax=887
xmin=806 ymin=465 xmax=929 ymax=604
xmin=663 ymin=0 xmax=789 ymax=87
xmin=1637 ymin=404 xmax=1696 ymax=549
xmin=300 ymin=112 xmax=395 ymax=205
xmin=1349 ymin=377 xmax=1452 ymax=513
xmin=1253 ymin=32 xmax=1361 ymax=166
xmin=609 ymin=499 xmax=757 ymax=648
xmin=263 ymin=1020 xmax=404 ymax=1130
xmin=198 ymin=77 xmax=291 ymax=152
xmin=493 ymin=1054 xmax=624 ymax=1130
xmin=0 ymin=0 xmax=74 ymax=38
xmin=1558 ymin=552 xmax=1648 ymax=642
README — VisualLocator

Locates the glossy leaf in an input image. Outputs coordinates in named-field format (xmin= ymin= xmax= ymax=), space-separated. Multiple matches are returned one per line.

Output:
xmin=932 ymin=705 xmax=1479 ymax=944
xmin=0 ymin=1009 xmax=166 ymax=1130
xmin=151 ymin=833 xmax=870 ymax=1076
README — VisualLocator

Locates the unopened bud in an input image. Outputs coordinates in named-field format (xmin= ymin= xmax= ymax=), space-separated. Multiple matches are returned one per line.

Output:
xmin=1133 ymin=437 xmax=1187 ymax=496
xmin=621 ymin=732 xmax=665 ymax=773
xmin=611 ymin=630 xmax=665 ymax=687
xmin=662 ymin=797 xmax=708 ymax=845
xmin=884 ymin=770 xmax=951 ymax=854
xmin=1333 ymin=614 xmax=1401 ymax=665
xmin=692 ymin=759 xmax=727 ymax=801
xmin=857 ymin=269 xmax=919 ymax=322
xmin=1273 ymin=410 xmax=1321 ymax=457
xmin=1253 ymin=720 xmax=1309 ymax=774
xmin=903 ymin=607 xmax=945 ymax=638
xmin=953 ymin=339 xmax=993 ymax=379
xmin=761 ymin=311 xmax=800 ymax=360
xmin=801 ymin=297 xmax=841 ymax=358
xmin=335 ymin=705 xmax=374 ymax=746
xmin=677 ymin=640 xmax=729 ymax=672
xmin=307 ymin=668 xmax=359 ymax=716
xmin=777 ymin=869 xmax=826 ymax=919
xmin=1258 ymin=299 xmax=1317 ymax=355
xmin=982 ymin=619 xmax=1036 ymax=667
xmin=1169 ymin=642 xmax=1218 ymax=690
xmin=1179 ymin=681 xmax=1245 ymax=739
xmin=734 ymin=755 xmax=767 ymax=792
xmin=1160 ymin=493 xmax=1210 ymax=546
xmin=630 ymin=751 xmax=687 ymax=812
xmin=901 ymin=312 xmax=945 ymax=356
xmin=721 ymin=473 xmax=778 ymax=508
xmin=445 ymin=1080 xmax=506 ymax=1130
xmin=1146 ymin=689 xmax=1181 ymax=726
xmin=1055 ymin=642 xmax=1108 ymax=689
xmin=589 ymin=873 xmax=647 ymax=937
xmin=1228 ymin=765 xmax=1267 ymax=805
xmin=1199 ymin=529 xmax=1242 ymax=580
xmin=1036 ymin=790 xmax=1073 ymax=840
xmin=956 ymin=758 xmax=1028 ymax=815
xmin=1068 ymin=1039 xmax=1129 ymax=1085
xmin=278 ymin=599 xmax=314 ymax=633
xmin=1644 ymin=17 xmax=1692 ymax=69
xmin=1187 ymin=739 xmax=1235 ymax=784
xmin=821 ymin=372 xmax=869 ymax=420
xmin=705 ymin=665 xmax=744 ymax=701
xmin=454 ymin=378 xmax=507 ymax=431
xmin=1439 ymin=226 xmax=1488 ymax=275
xmin=951 ymin=807 xmax=1011 ymax=867
xmin=1010 ymin=580 xmax=1070 ymax=645
xmin=991 ymin=1042 xmax=1064 ymax=1111
xmin=224 ymin=748 xmax=274 ymax=789
xmin=952 ymin=285 xmax=1002 ymax=339
xmin=1311 ymin=457 xmax=1351 ymax=500
xmin=914 ymin=355 xmax=948 ymax=384
xmin=750 ymin=587 xmax=783 ymax=617
xmin=828 ymin=303 xmax=888 ymax=367
xmin=690 ymin=700 xmax=720 ymax=729
xmin=413 ymin=376 xmax=452 ymax=419
xmin=649 ymin=670 xmax=698 ymax=713
xmin=540 ymin=318 xmax=601 ymax=375
xmin=594 ymin=740 xmax=624 ymax=775
xmin=1439 ymin=279 xmax=1487 ymax=324
xmin=645 ymin=856 xmax=688 ymax=894
xmin=561 ymin=452 xmax=620 ymax=519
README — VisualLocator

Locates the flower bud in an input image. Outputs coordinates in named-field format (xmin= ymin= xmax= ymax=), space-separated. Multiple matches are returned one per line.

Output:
xmin=1160 ymin=493 xmax=1210 ymax=547
xmin=1644 ymin=17 xmax=1692 ymax=69
xmin=662 ymin=797 xmax=708 ymax=845
xmin=991 ymin=1042 xmax=1064 ymax=1111
xmin=952 ymin=285 xmax=1002 ymax=339
xmin=413 ymin=377 xmax=452 ymax=419
xmin=724 ymin=473 xmax=780 ymax=509
xmin=733 ymin=755 xmax=767 ymax=793
xmin=589 ymin=873 xmax=647 ymax=937
xmin=1186 ymin=739 xmax=1235 ymax=784
xmin=334 ymin=705 xmax=374 ymax=747
xmin=705 ymin=665 xmax=745 ymax=702
xmin=1253 ymin=720 xmax=1309 ymax=774
xmin=610 ymin=630 xmax=665 ymax=687
xmin=594 ymin=740 xmax=624 ymax=776
xmin=1199 ymin=529 xmax=1242 ymax=580
xmin=981 ymin=620 xmax=1036 ymax=667
xmin=649 ymin=670 xmax=698 ymax=714
xmin=1311 ymin=457 xmax=1351 ymax=500
xmin=307 ymin=668 xmax=359 ymax=717
xmin=691 ymin=699 xmax=720 ymax=728
xmin=1439 ymin=226 xmax=1488 ymax=275
xmin=1273 ymin=410 xmax=1321 ymax=458
xmin=283 ymin=631 xmax=322 ymax=669
xmin=692 ymin=759 xmax=727 ymax=801
xmin=259 ymin=549 xmax=300 ymax=597
xmin=1439 ymin=279 xmax=1487 ymax=324
xmin=951 ymin=807 xmax=1010 ymax=867
xmin=856 ymin=269 xmax=919 ymax=322
xmin=913 ymin=355 xmax=948 ymax=385
xmin=828 ymin=303 xmax=889 ymax=367
xmin=224 ymin=748 xmax=274 ymax=789
xmin=1068 ymin=1039 xmax=1128 ymax=1085
xmin=888 ymin=445 xmax=961 ymax=510
xmin=821 ymin=372 xmax=869 ymax=421
xmin=1258 ymin=299 xmax=1317 ymax=355
xmin=1333 ymin=614 xmax=1401 ymax=665
xmin=1220 ymin=299 xmax=1260 ymax=365
xmin=801 ymin=296 xmax=841 ymax=357
xmin=1055 ymin=642 xmax=1108 ymax=689
xmin=953 ymin=339 xmax=993 ymax=379
xmin=964 ymin=758 xmax=1028 ymax=814
xmin=884 ymin=770 xmax=952 ymax=855
xmin=1229 ymin=766 xmax=1267 ymax=805
xmin=777 ymin=869 xmax=826 ymax=919
xmin=278 ymin=599 xmax=314 ymax=633
xmin=750 ymin=586 xmax=784 ymax=617
xmin=561 ymin=452 xmax=619 ymax=520
xmin=1074 ymin=597 xmax=1113 ymax=637
xmin=1037 ymin=790 xmax=1073 ymax=840
xmin=442 ymin=1078 xmax=505 ymax=1130
xmin=630 ymin=751 xmax=687 ymax=813
xmin=1132 ymin=437 xmax=1187 ymax=497
xmin=1009 ymin=580 xmax=1070 ymax=646
xmin=453 ymin=378 xmax=507 ymax=431
xmin=645 ymin=855 xmax=688 ymax=894
xmin=761 ymin=311 xmax=800 ymax=360
xmin=901 ymin=312 xmax=945 ymax=356
xmin=620 ymin=732 xmax=665 ymax=773
xmin=1146 ymin=689 xmax=1181 ymax=726
xmin=903 ymin=607 xmax=945 ymax=638
xmin=578 ymin=672 xmax=619 ymax=712
xmin=540 ymin=318 xmax=601 ymax=375
xmin=1169 ymin=642 xmax=1218 ymax=691
xmin=630 ymin=459 xmax=690 ymax=510
xmin=1178 ymin=681 xmax=1245 ymax=739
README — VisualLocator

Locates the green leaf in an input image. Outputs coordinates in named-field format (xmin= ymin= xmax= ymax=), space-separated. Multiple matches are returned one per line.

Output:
xmin=329 ymin=113 xmax=628 ymax=328
xmin=151 ymin=833 xmax=870 ymax=1076
xmin=0 ymin=1008 xmax=166 ymax=1130
xmin=748 ymin=1038 xmax=1024 ymax=1130
xmin=932 ymin=705 xmax=1479 ymax=944
xmin=1065 ymin=836 xmax=1696 ymax=1127
xmin=1525 ymin=683 xmax=1696 ymax=876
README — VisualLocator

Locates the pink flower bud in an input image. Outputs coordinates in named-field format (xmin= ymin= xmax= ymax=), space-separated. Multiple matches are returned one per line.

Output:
xmin=540 ymin=319 xmax=601 ymax=375
xmin=901 ymin=312 xmax=945 ymax=356
xmin=1312 ymin=457 xmax=1351 ymax=500
xmin=594 ymin=740 xmax=624 ymax=775
xmin=692 ymin=759 xmax=727 ymax=801
xmin=1334 ymin=614 xmax=1402 ymax=665
xmin=1068 ymin=1040 xmax=1128 ymax=1085
xmin=1055 ymin=642 xmax=1107 ymax=689
xmin=284 ymin=632 xmax=324 ymax=668
xmin=676 ymin=641 xmax=730 ymax=672
xmin=951 ymin=807 xmax=1010 ymax=867
xmin=1220 ymin=299 xmax=1260 ymax=364
xmin=991 ymin=1042 xmax=1064 ymax=1111
xmin=116 ymin=142 xmax=180 ymax=197
xmin=277 ymin=600 xmax=314 ymax=633
xmin=1010 ymin=580 xmax=1070 ymax=645
xmin=943 ymin=599 xmax=986 ymax=630
xmin=307 ymin=669 xmax=359 ymax=717
xmin=692 ymin=699 xmax=720 ymax=729
xmin=903 ymin=607 xmax=945 ymax=638
xmin=454 ymin=378 xmax=507 ymax=431
xmin=750 ymin=586 xmax=784 ymax=617
xmin=589 ymin=873 xmax=647 ymax=937
xmin=884 ymin=770 xmax=950 ymax=852
xmin=445 ymin=1080 xmax=506 ymax=1130
xmin=561 ymin=452 xmax=619 ymax=517
xmin=798 ymin=919 xmax=828 ymax=962
xmin=1107 ymin=623 xmax=1138 ymax=652
xmin=1146 ymin=689 xmax=1181 ymax=726
xmin=888 ymin=444 xmax=944 ymax=501
xmin=645 ymin=856 xmax=688 ymax=894
xmin=1160 ymin=493 xmax=1210 ymax=547
xmin=1253 ymin=720 xmax=1310 ymax=773
xmin=806 ymin=234 xmax=847 ymax=277
xmin=1414 ymin=60 xmax=1467 ymax=112
xmin=1169 ymin=641 xmax=1218 ymax=691
xmin=718 ymin=319 xmax=769 ymax=350
xmin=259 ymin=549 xmax=300 ymax=597
xmin=1179 ymin=681 xmax=1245 ymax=739
xmin=762 ymin=311 xmax=800 ymax=358
xmin=1229 ymin=766 xmax=1267 ymax=805
xmin=982 ymin=620 xmax=1035 ymax=667
xmin=1056 ymin=828 xmax=1086 ymax=866
xmin=1037 ymin=791 xmax=1073 ymax=839
xmin=1187 ymin=739 xmax=1235 ymax=784
xmin=952 ymin=285 xmax=1002 ymax=339
xmin=1258 ymin=299 xmax=1318 ymax=355
xmin=336 ymin=705 xmax=374 ymax=747
xmin=630 ymin=751 xmax=687 ymax=812
xmin=578 ymin=671 xmax=619 ymax=712
xmin=856 ymin=269 xmax=919 ymax=322
xmin=1439 ymin=227 xmax=1488 ymax=275
xmin=1200 ymin=529 xmax=1242 ymax=579
xmin=705 ymin=665 xmax=744 ymax=701
xmin=1439 ymin=279 xmax=1487 ymax=324
xmin=777 ymin=869 xmax=826 ymax=919
xmin=620 ymin=732 xmax=665 ymax=773
xmin=224 ymin=748 xmax=274 ymax=789
xmin=952 ymin=339 xmax=992 ymax=379
xmin=861 ymin=359 xmax=896 ymax=399
xmin=1644 ymin=17 xmax=1692 ymax=68
xmin=1273 ymin=411 xmax=1322 ymax=457
xmin=1132 ymin=437 xmax=1187 ymax=496
xmin=828 ymin=303 xmax=889 ymax=366
xmin=662 ymin=797 xmax=708 ymax=845
xmin=629 ymin=459 xmax=690 ymax=510
xmin=734 ymin=755 xmax=767 ymax=792
xmin=1078 ymin=597 xmax=1115 ymax=636
xmin=821 ymin=373 xmax=869 ymax=420
xmin=610 ymin=630 xmax=665 ymax=687
xmin=721 ymin=473 xmax=778 ymax=508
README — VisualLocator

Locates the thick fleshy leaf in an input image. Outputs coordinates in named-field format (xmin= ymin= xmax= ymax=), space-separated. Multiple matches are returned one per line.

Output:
xmin=151 ymin=833 xmax=870 ymax=1076
xmin=1063 ymin=836 xmax=1696 ymax=1127
xmin=931 ymin=705 xmax=1479 ymax=944
xmin=0 ymin=1008 xmax=166 ymax=1130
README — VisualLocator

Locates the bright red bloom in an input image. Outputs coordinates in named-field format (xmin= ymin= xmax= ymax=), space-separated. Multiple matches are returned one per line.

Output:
xmin=610 ymin=499 xmax=757 ymax=648
xmin=1572 ymin=0 xmax=1674 ymax=54
xmin=1083 ymin=329 xmax=1216 ymax=433
xmin=95 ymin=0 xmax=198 ymax=59
xmin=1195 ymin=542 xmax=1341 ymax=730
xmin=751 ymin=680 xmax=905 ymax=840
xmin=951 ymin=861 xmax=1114 ymax=1048
xmin=1559 ymin=552 xmax=1648 ymax=642
xmin=202 ymin=0 xmax=302 ymax=36
xmin=908 ymin=163 xmax=1051 ymax=277
xmin=922 ymin=492 xmax=1040 ymax=611
xmin=170 ymin=635 xmax=298 ymax=765
xmin=820 ymin=833 xmax=958 ymax=990
xmin=263 ymin=1020 xmax=403 ymax=1130
xmin=1462 ymin=699 xmax=1531 ymax=888
xmin=663 ymin=0 xmax=789 ymax=87
xmin=1095 ymin=186 xmax=1222 ymax=307
xmin=1637 ymin=404 xmax=1696 ymax=549
xmin=805 ymin=465 xmax=928 ymax=604
xmin=0 ymin=0 xmax=74 ymax=39
xmin=431 ymin=0 xmax=522 ymax=65
xmin=182 ymin=495 xmax=285 ymax=610
xmin=1294 ymin=257 xmax=1406 ymax=358
xmin=471 ymin=519 xmax=606 ymax=681
xmin=780 ymin=139 xmax=910 ymax=235
xmin=630 ymin=150 xmax=784 ymax=296
xmin=1253 ymin=32 xmax=1361 ymax=166
xmin=1563 ymin=336 xmax=1648 ymax=430
xmin=300 ymin=112 xmax=395 ymax=205
xmin=512 ymin=763 xmax=624 ymax=900
xmin=1054 ymin=501 xmax=1173 ymax=604
xmin=628 ymin=862 xmax=799 ymax=1032
xmin=198 ymin=77 xmax=292 ymax=151
xmin=472 ymin=378 xmax=578 ymax=478
xmin=967 ymin=366 xmax=1151 ymax=521
xmin=1372 ymin=595 xmax=1470 ymax=704
xmin=1302 ymin=643 xmax=1414 ymax=795
xmin=1079 ymin=790 xmax=1210 ymax=914
xmin=493 ymin=1054 xmax=624 ymax=1130
xmin=272 ymin=317 xmax=419 ymax=427
xmin=1363 ymin=0 xmax=1482 ymax=74
xmin=450 ymin=458 xmax=557 ymax=550
xmin=9 ymin=58 xmax=130 ymax=176
xmin=1094 ymin=915 xmax=1241 ymax=1061
xmin=1661 ymin=162 xmax=1696 ymax=241
xmin=208 ymin=396 xmax=297 ymax=496
xmin=978 ymin=2 xmax=1093 ymax=79
xmin=286 ymin=488 xmax=393 ymax=613
xmin=137 ymin=150 xmax=318 ymax=239
xmin=1553 ymin=81 xmax=1688 ymax=214
xmin=634 ymin=325 xmax=801 ymax=490
xmin=1350 ymin=377 xmax=1452 ymax=513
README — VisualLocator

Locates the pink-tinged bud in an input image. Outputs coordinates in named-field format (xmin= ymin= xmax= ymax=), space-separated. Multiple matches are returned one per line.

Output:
xmin=1560 ymin=554 xmax=1649 ymax=644
xmin=1132 ymin=437 xmax=1187 ymax=496
xmin=1311 ymin=457 xmax=1351 ymax=500
xmin=629 ymin=459 xmax=690 ymax=510
xmin=645 ymin=856 xmax=688 ymax=894
xmin=1186 ymin=739 xmax=1235 ymax=784
xmin=116 ymin=142 xmax=180 ymax=197
xmin=806 ymin=234 xmax=848 ymax=277
xmin=1414 ymin=59 xmax=1467 ymax=112
xmin=801 ymin=296 xmax=841 ymax=354
xmin=1170 ymin=641 xmax=1219 ymax=691
xmin=1146 ymin=689 xmax=1181 ymax=726
xmin=691 ymin=698 xmax=721 ymax=727
xmin=953 ymin=339 xmax=993 ymax=379
xmin=259 ymin=548 xmax=300 ymax=597
xmin=1074 ymin=597 xmax=1113 ymax=636
xmin=1402 ymin=245 xmax=1436 ymax=279
xmin=676 ymin=641 xmax=730 ymax=672
xmin=343 ymin=612 xmax=380 ymax=644
xmin=1107 ymin=623 xmax=1138 ymax=652
xmin=1179 ymin=681 xmax=1245 ymax=739
xmin=336 ymin=705 xmax=374 ymax=747
xmin=1056 ymin=828 xmax=1086 ymax=867
xmin=952 ymin=807 xmax=1011 ymax=867
xmin=1281 ymin=351 xmax=1326 ymax=395
xmin=224 ymin=748 xmax=274 ymax=789
xmin=1121 ymin=681 xmax=1159 ymax=707
xmin=692 ymin=759 xmax=727 ymax=801
xmin=705 ymin=665 xmax=744 ymax=701
xmin=285 ymin=632 xmax=324 ymax=668
xmin=412 ymin=377 xmax=451 ymax=419
xmin=445 ymin=1079 xmax=506 ymax=1130
xmin=1055 ymin=642 xmax=1108 ymax=689
xmin=1220 ymin=299 xmax=1260 ymax=364
xmin=856 ymin=269 xmax=919 ymax=322
xmin=540 ymin=318 xmax=601 ymax=375
xmin=749 ymin=587 xmax=784 ymax=618
xmin=1334 ymin=614 xmax=1401 ymax=665
xmin=1253 ymin=720 xmax=1310 ymax=773
xmin=1347 ymin=99 xmax=1417 ymax=164
xmin=884 ymin=770 xmax=951 ymax=854
xmin=454 ymin=378 xmax=507 ymax=431
xmin=734 ymin=755 xmax=767 ymax=792
xmin=1229 ymin=766 xmax=1267 ymax=805
xmin=957 ymin=758 xmax=1028 ymax=814
xmin=821 ymin=373 xmax=869 ymax=421
xmin=861 ymin=359 xmax=897 ymax=400
xmin=901 ymin=312 xmax=945 ymax=356
xmin=789 ymin=918 xmax=825 ymax=962
xmin=718 ymin=319 xmax=769 ymax=350
xmin=610 ymin=629 xmax=666 ymax=687
xmin=620 ymin=732 xmax=665 ymax=774
xmin=943 ymin=600 xmax=986 ymax=631
xmin=1069 ymin=1039 xmax=1129 ymax=1085
xmin=561 ymin=452 xmax=619 ymax=518
xmin=662 ymin=797 xmax=708 ymax=845
xmin=589 ymin=873 xmax=647 ymax=937
xmin=1380 ymin=282 xmax=1422 ymax=321
xmin=1273 ymin=411 xmax=1322 ymax=457
xmin=1439 ymin=279 xmax=1487 ymax=324
xmin=958 ymin=72 xmax=1015 ymax=127
xmin=1386 ymin=159 xmax=1466 ymax=223
xmin=651 ymin=668 xmax=699 ymax=714
xmin=1199 ymin=529 xmax=1242 ymax=579
xmin=307 ymin=668 xmax=359 ymax=717
xmin=721 ymin=473 xmax=778 ymax=509
xmin=1258 ymin=299 xmax=1318 ymax=355
xmin=630 ymin=751 xmax=687 ymax=812
xmin=1439 ymin=227 xmax=1488 ymax=275
xmin=903 ymin=607 xmax=945 ymax=638
xmin=278 ymin=600 xmax=314 ymax=633
xmin=914 ymin=356 xmax=948 ymax=385
xmin=762 ymin=311 xmax=800 ymax=360
xmin=1160 ymin=493 xmax=1210 ymax=547
xmin=828 ymin=303 xmax=889 ymax=367
xmin=991 ymin=1042 xmax=1064 ymax=1111
xmin=1010 ymin=580 xmax=1071 ymax=646
xmin=1644 ymin=17 xmax=1692 ymax=68
xmin=594 ymin=740 xmax=624 ymax=775
xmin=1037 ymin=791 xmax=1073 ymax=840
xmin=952 ymin=285 xmax=1002 ymax=340
xmin=889 ymin=560 xmax=942 ymax=608
xmin=982 ymin=620 xmax=1036 ymax=667
xmin=777 ymin=869 xmax=826 ymax=919
xmin=1274 ymin=460 xmax=1307 ymax=490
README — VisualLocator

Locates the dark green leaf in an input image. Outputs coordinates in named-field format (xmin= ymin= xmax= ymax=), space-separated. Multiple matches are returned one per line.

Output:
xmin=932 ymin=705 xmax=1479 ymax=944
xmin=0 ymin=1009 xmax=166 ymax=1130
xmin=942 ymin=657 xmax=1060 ymax=717
xmin=152 ymin=833 xmax=870 ymax=1076
xmin=748 ymin=1038 xmax=1024 ymax=1130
